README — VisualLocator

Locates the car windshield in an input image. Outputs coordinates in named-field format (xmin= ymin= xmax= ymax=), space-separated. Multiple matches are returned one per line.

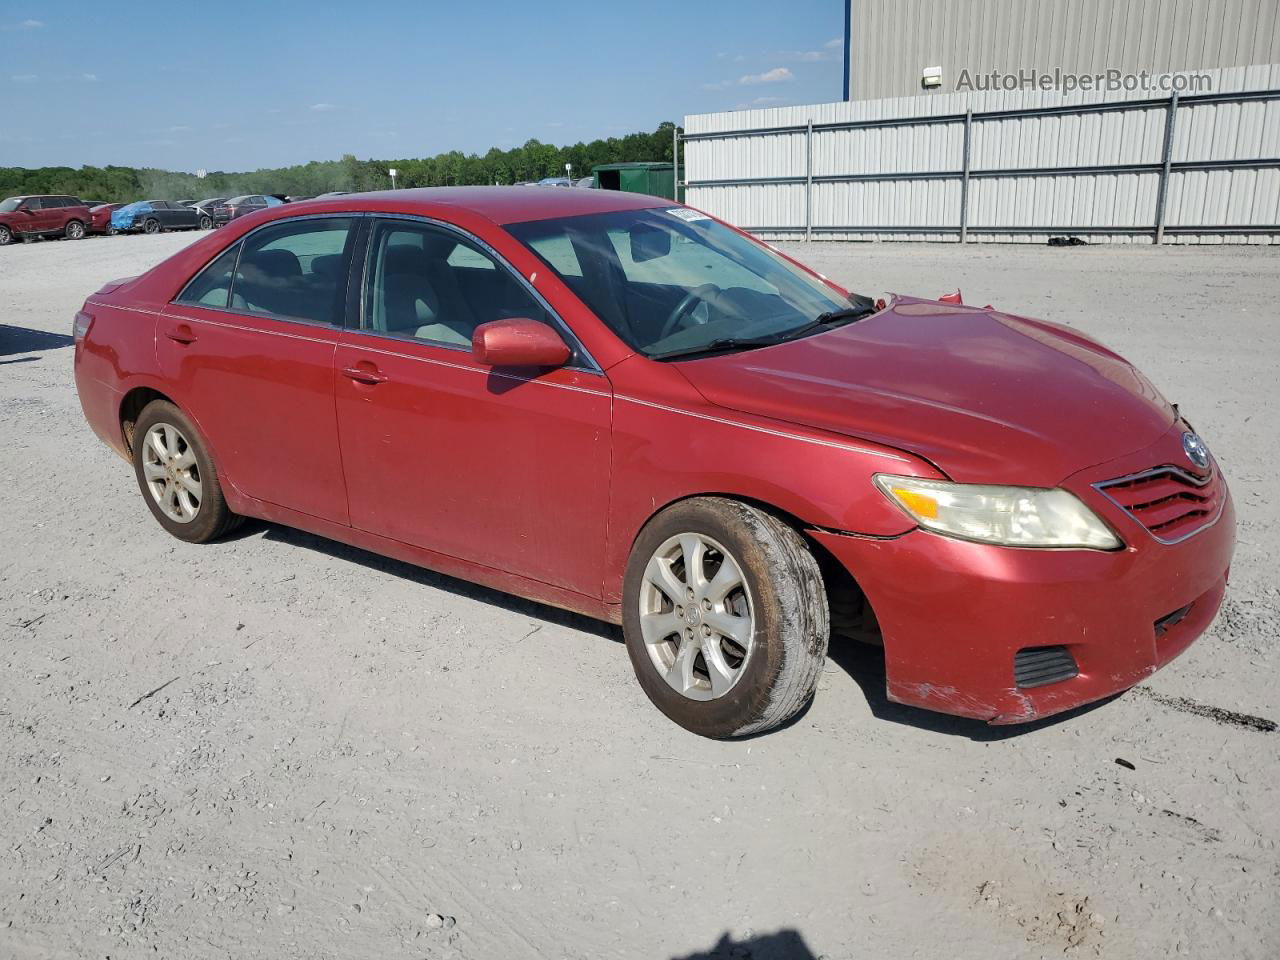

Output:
xmin=506 ymin=207 xmax=865 ymax=358
xmin=0 ymin=197 xmax=24 ymax=213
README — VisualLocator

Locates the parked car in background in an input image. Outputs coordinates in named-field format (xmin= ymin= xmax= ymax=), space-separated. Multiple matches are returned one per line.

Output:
xmin=0 ymin=195 xmax=91 ymax=245
xmin=537 ymin=177 xmax=572 ymax=187
xmin=573 ymin=177 xmax=595 ymax=189
xmin=80 ymin=200 xmax=110 ymax=209
xmin=191 ymin=198 xmax=227 ymax=222
xmin=72 ymin=187 xmax=1234 ymax=739
xmin=88 ymin=203 xmax=125 ymax=235
xmin=211 ymin=194 xmax=284 ymax=226
xmin=111 ymin=200 xmax=203 ymax=234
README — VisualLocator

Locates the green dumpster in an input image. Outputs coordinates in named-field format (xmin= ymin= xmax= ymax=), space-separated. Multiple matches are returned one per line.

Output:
xmin=591 ymin=162 xmax=679 ymax=201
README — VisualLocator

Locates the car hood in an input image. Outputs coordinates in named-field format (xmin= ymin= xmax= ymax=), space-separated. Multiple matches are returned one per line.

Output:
xmin=674 ymin=296 xmax=1175 ymax=486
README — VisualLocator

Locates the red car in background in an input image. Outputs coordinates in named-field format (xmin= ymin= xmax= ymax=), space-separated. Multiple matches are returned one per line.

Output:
xmin=71 ymin=188 xmax=1234 ymax=738
xmin=88 ymin=203 xmax=124 ymax=235
xmin=0 ymin=194 xmax=92 ymax=245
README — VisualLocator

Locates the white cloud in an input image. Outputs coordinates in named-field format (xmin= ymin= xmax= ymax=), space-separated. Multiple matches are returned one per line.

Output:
xmin=309 ymin=102 xmax=338 ymax=112
xmin=787 ymin=50 xmax=827 ymax=62
xmin=825 ymin=36 xmax=843 ymax=48
xmin=11 ymin=74 xmax=37 ymax=83
xmin=20 ymin=18 xmax=43 ymax=28
xmin=752 ymin=96 xmax=783 ymax=105
xmin=739 ymin=67 xmax=793 ymax=86
xmin=167 ymin=125 xmax=192 ymax=133
xmin=82 ymin=72 xmax=98 ymax=82
xmin=702 ymin=79 xmax=732 ymax=91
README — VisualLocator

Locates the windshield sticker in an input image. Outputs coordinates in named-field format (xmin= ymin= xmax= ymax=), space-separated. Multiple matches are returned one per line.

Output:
xmin=666 ymin=208 xmax=711 ymax=222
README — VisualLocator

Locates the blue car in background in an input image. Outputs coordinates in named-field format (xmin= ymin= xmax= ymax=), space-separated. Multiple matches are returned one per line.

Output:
xmin=111 ymin=200 xmax=204 ymax=235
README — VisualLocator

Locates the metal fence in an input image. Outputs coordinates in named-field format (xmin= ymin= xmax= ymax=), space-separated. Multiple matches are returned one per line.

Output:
xmin=680 ymin=68 xmax=1280 ymax=244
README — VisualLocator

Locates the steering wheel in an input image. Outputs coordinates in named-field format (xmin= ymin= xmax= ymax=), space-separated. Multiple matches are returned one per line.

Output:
xmin=660 ymin=283 xmax=722 ymax=340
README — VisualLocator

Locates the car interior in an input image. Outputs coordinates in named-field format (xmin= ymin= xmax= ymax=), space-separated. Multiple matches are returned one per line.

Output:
xmin=365 ymin=227 xmax=547 ymax=347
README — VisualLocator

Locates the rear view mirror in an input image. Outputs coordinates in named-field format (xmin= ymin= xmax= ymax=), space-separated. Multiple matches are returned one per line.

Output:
xmin=629 ymin=222 xmax=671 ymax=263
xmin=471 ymin=317 xmax=571 ymax=368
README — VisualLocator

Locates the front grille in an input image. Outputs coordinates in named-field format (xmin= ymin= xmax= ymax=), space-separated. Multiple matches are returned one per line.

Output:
xmin=1095 ymin=465 xmax=1224 ymax=544
xmin=1014 ymin=646 xmax=1079 ymax=689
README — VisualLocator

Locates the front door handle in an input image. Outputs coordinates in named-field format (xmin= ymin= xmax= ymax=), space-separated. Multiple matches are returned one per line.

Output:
xmin=341 ymin=364 xmax=388 ymax=385
xmin=165 ymin=324 xmax=197 ymax=344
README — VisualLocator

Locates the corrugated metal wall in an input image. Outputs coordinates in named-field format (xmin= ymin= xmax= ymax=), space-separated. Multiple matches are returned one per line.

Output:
xmin=683 ymin=64 xmax=1280 ymax=244
xmin=846 ymin=0 xmax=1280 ymax=101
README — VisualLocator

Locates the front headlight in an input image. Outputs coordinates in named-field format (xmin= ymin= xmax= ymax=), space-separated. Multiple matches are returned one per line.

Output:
xmin=873 ymin=474 xmax=1121 ymax=550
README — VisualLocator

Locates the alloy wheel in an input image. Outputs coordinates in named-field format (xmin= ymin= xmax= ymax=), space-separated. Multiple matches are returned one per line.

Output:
xmin=0 ymin=226 xmax=10 ymax=245
xmin=67 ymin=221 xmax=84 ymax=239
xmin=638 ymin=532 xmax=756 ymax=701
xmin=141 ymin=422 xmax=202 ymax=523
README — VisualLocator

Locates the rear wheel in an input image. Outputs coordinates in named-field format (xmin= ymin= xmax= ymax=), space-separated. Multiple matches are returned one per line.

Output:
xmin=0 ymin=225 xmax=10 ymax=246
xmin=198 ymin=214 xmax=212 ymax=230
xmin=143 ymin=218 xmax=160 ymax=235
xmin=622 ymin=497 xmax=829 ymax=738
xmin=65 ymin=220 xmax=85 ymax=240
xmin=131 ymin=400 xmax=241 ymax=543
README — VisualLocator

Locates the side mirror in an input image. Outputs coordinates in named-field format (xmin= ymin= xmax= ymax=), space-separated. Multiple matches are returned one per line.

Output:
xmin=472 ymin=318 xmax=571 ymax=368
xmin=629 ymin=222 xmax=671 ymax=262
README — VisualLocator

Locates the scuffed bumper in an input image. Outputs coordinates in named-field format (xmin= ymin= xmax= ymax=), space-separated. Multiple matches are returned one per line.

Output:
xmin=812 ymin=483 xmax=1234 ymax=724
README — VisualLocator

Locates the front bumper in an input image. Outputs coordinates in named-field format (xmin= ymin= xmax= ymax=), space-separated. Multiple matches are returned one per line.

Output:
xmin=814 ymin=426 xmax=1235 ymax=724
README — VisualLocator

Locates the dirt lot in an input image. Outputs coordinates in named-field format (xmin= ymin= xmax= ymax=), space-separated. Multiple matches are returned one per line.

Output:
xmin=1 ymin=231 xmax=1277 ymax=960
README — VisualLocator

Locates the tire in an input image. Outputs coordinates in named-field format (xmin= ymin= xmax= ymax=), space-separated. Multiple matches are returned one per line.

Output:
xmin=131 ymin=400 xmax=241 ymax=543
xmin=65 ymin=220 xmax=85 ymax=240
xmin=0 ymin=225 xmax=10 ymax=246
xmin=198 ymin=214 xmax=212 ymax=230
xmin=622 ymin=497 xmax=829 ymax=738
xmin=143 ymin=218 xmax=160 ymax=235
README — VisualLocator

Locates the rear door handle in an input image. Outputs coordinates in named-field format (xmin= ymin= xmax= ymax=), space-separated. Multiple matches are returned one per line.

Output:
xmin=341 ymin=364 xmax=388 ymax=385
xmin=165 ymin=324 xmax=197 ymax=344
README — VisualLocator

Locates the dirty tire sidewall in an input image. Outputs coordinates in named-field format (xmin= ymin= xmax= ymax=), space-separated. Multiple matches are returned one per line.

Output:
xmin=132 ymin=400 xmax=240 ymax=544
xmin=622 ymin=497 xmax=829 ymax=739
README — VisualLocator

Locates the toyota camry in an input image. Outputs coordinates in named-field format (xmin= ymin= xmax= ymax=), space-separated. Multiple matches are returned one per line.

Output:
xmin=72 ymin=188 xmax=1234 ymax=737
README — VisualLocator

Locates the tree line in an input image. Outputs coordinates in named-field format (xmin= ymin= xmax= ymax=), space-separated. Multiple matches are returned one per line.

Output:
xmin=0 ymin=123 xmax=682 ymax=203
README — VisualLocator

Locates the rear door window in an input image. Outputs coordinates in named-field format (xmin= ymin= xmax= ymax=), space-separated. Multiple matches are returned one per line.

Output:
xmin=175 ymin=243 xmax=242 ymax=308
xmin=229 ymin=218 xmax=356 ymax=324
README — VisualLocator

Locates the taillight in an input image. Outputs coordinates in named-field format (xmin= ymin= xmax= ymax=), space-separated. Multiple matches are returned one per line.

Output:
xmin=73 ymin=310 xmax=93 ymax=342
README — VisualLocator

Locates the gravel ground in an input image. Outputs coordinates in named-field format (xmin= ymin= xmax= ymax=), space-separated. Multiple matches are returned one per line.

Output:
xmin=1 ymin=231 xmax=1277 ymax=960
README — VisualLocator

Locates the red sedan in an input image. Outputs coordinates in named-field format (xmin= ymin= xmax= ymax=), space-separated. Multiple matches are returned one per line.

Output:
xmin=72 ymin=188 xmax=1234 ymax=737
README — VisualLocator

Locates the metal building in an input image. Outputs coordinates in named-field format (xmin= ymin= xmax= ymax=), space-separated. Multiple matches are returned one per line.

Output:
xmin=843 ymin=0 xmax=1280 ymax=101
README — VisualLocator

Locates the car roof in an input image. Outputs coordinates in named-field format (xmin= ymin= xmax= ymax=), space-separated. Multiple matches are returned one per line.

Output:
xmin=330 ymin=186 xmax=671 ymax=225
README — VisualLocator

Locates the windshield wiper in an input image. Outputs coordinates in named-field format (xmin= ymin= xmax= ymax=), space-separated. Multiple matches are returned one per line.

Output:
xmin=650 ymin=335 xmax=792 ymax=362
xmin=812 ymin=303 xmax=878 ymax=326
xmin=650 ymin=301 xmax=879 ymax=362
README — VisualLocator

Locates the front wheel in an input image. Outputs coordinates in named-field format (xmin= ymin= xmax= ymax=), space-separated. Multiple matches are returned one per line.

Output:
xmin=65 ymin=220 xmax=85 ymax=240
xmin=143 ymin=218 xmax=160 ymax=235
xmin=622 ymin=497 xmax=829 ymax=738
xmin=132 ymin=400 xmax=241 ymax=543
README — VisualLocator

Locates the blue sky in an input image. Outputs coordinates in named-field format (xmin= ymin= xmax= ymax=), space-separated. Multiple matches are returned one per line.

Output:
xmin=1 ymin=0 xmax=845 ymax=171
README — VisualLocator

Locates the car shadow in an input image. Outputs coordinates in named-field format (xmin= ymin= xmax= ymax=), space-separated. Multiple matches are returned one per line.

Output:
xmin=825 ymin=635 xmax=1118 ymax=741
xmin=225 ymin=520 xmax=1114 ymax=740
xmin=671 ymin=930 xmax=817 ymax=960
xmin=0 ymin=323 xmax=74 ymax=357
xmin=241 ymin=519 xmax=621 ymax=643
